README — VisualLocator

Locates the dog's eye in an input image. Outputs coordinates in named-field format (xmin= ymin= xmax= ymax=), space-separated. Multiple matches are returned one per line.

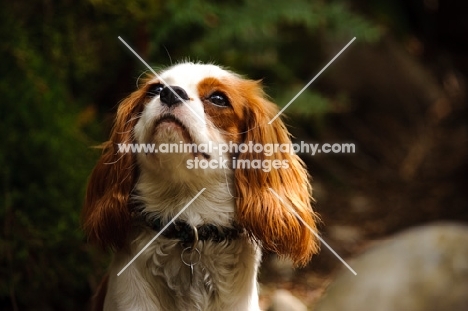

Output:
xmin=208 ymin=92 xmax=230 ymax=107
xmin=147 ymin=83 xmax=164 ymax=97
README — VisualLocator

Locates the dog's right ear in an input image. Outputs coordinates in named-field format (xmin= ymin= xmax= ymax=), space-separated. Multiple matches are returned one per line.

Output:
xmin=82 ymin=88 xmax=147 ymax=250
xmin=234 ymin=80 xmax=320 ymax=267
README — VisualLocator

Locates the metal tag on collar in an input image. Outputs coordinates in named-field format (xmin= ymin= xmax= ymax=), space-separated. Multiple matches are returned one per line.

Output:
xmin=181 ymin=225 xmax=200 ymax=286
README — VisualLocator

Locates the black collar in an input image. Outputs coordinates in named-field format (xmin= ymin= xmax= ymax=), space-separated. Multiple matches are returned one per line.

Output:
xmin=143 ymin=217 xmax=244 ymax=245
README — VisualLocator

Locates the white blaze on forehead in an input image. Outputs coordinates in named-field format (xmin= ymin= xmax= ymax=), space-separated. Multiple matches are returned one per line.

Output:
xmin=150 ymin=63 xmax=237 ymax=87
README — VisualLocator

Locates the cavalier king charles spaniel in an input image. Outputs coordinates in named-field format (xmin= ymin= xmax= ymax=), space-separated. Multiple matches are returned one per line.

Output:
xmin=83 ymin=62 xmax=319 ymax=310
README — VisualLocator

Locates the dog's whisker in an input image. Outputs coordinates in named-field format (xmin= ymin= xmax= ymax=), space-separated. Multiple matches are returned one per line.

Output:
xmin=222 ymin=165 xmax=236 ymax=199
xmin=103 ymin=152 xmax=126 ymax=165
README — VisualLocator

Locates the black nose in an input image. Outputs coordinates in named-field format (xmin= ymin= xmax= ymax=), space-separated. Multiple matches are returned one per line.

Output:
xmin=160 ymin=86 xmax=189 ymax=107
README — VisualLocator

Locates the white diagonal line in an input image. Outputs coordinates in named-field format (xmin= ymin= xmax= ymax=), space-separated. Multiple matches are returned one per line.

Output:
xmin=118 ymin=36 xmax=158 ymax=76
xmin=269 ymin=37 xmax=356 ymax=124
xmin=117 ymin=188 xmax=206 ymax=276
xmin=117 ymin=36 xmax=205 ymax=125
xmin=268 ymin=188 xmax=357 ymax=275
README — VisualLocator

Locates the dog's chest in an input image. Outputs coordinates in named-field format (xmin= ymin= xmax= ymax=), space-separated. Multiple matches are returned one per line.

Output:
xmin=143 ymin=237 xmax=259 ymax=310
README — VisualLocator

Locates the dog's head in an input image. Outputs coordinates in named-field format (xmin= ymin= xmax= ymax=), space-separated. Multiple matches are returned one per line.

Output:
xmin=82 ymin=62 xmax=319 ymax=266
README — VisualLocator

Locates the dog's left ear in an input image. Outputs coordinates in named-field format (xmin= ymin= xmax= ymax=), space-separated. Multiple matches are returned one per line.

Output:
xmin=235 ymin=81 xmax=320 ymax=266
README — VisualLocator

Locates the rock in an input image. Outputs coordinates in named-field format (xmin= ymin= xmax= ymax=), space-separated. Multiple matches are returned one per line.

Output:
xmin=268 ymin=289 xmax=308 ymax=311
xmin=314 ymin=223 xmax=468 ymax=311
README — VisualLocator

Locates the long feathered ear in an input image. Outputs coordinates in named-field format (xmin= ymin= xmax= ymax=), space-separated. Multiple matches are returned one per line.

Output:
xmin=235 ymin=82 xmax=320 ymax=266
xmin=82 ymin=89 xmax=146 ymax=250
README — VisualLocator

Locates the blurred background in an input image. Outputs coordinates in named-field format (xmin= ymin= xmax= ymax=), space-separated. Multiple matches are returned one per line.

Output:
xmin=1 ymin=0 xmax=467 ymax=310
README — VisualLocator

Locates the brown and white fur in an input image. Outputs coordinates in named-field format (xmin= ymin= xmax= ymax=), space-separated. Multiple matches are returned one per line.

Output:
xmin=82 ymin=62 xmax=319 ymax=310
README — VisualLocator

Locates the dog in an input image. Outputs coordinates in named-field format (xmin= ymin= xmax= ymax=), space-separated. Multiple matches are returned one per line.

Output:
xmin=82 ymin=62 xmax=319 ymax=310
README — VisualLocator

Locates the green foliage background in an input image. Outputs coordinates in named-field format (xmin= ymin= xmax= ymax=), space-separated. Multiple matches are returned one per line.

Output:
xmin=0 ymin=0 xmax=381 ymax=309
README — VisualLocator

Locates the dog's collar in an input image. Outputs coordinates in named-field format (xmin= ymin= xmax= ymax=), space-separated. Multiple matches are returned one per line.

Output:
xmin=143 ymin=217 xmax=244 ymax=245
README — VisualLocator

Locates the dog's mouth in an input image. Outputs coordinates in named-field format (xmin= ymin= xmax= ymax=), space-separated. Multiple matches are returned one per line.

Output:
xmin=153 ymin=114 xmax=210 ymax=159
xmin=154 ymin=113 xmax=188 ymax=132
xmin=153 ymin=113 xmax=193 ymax=142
